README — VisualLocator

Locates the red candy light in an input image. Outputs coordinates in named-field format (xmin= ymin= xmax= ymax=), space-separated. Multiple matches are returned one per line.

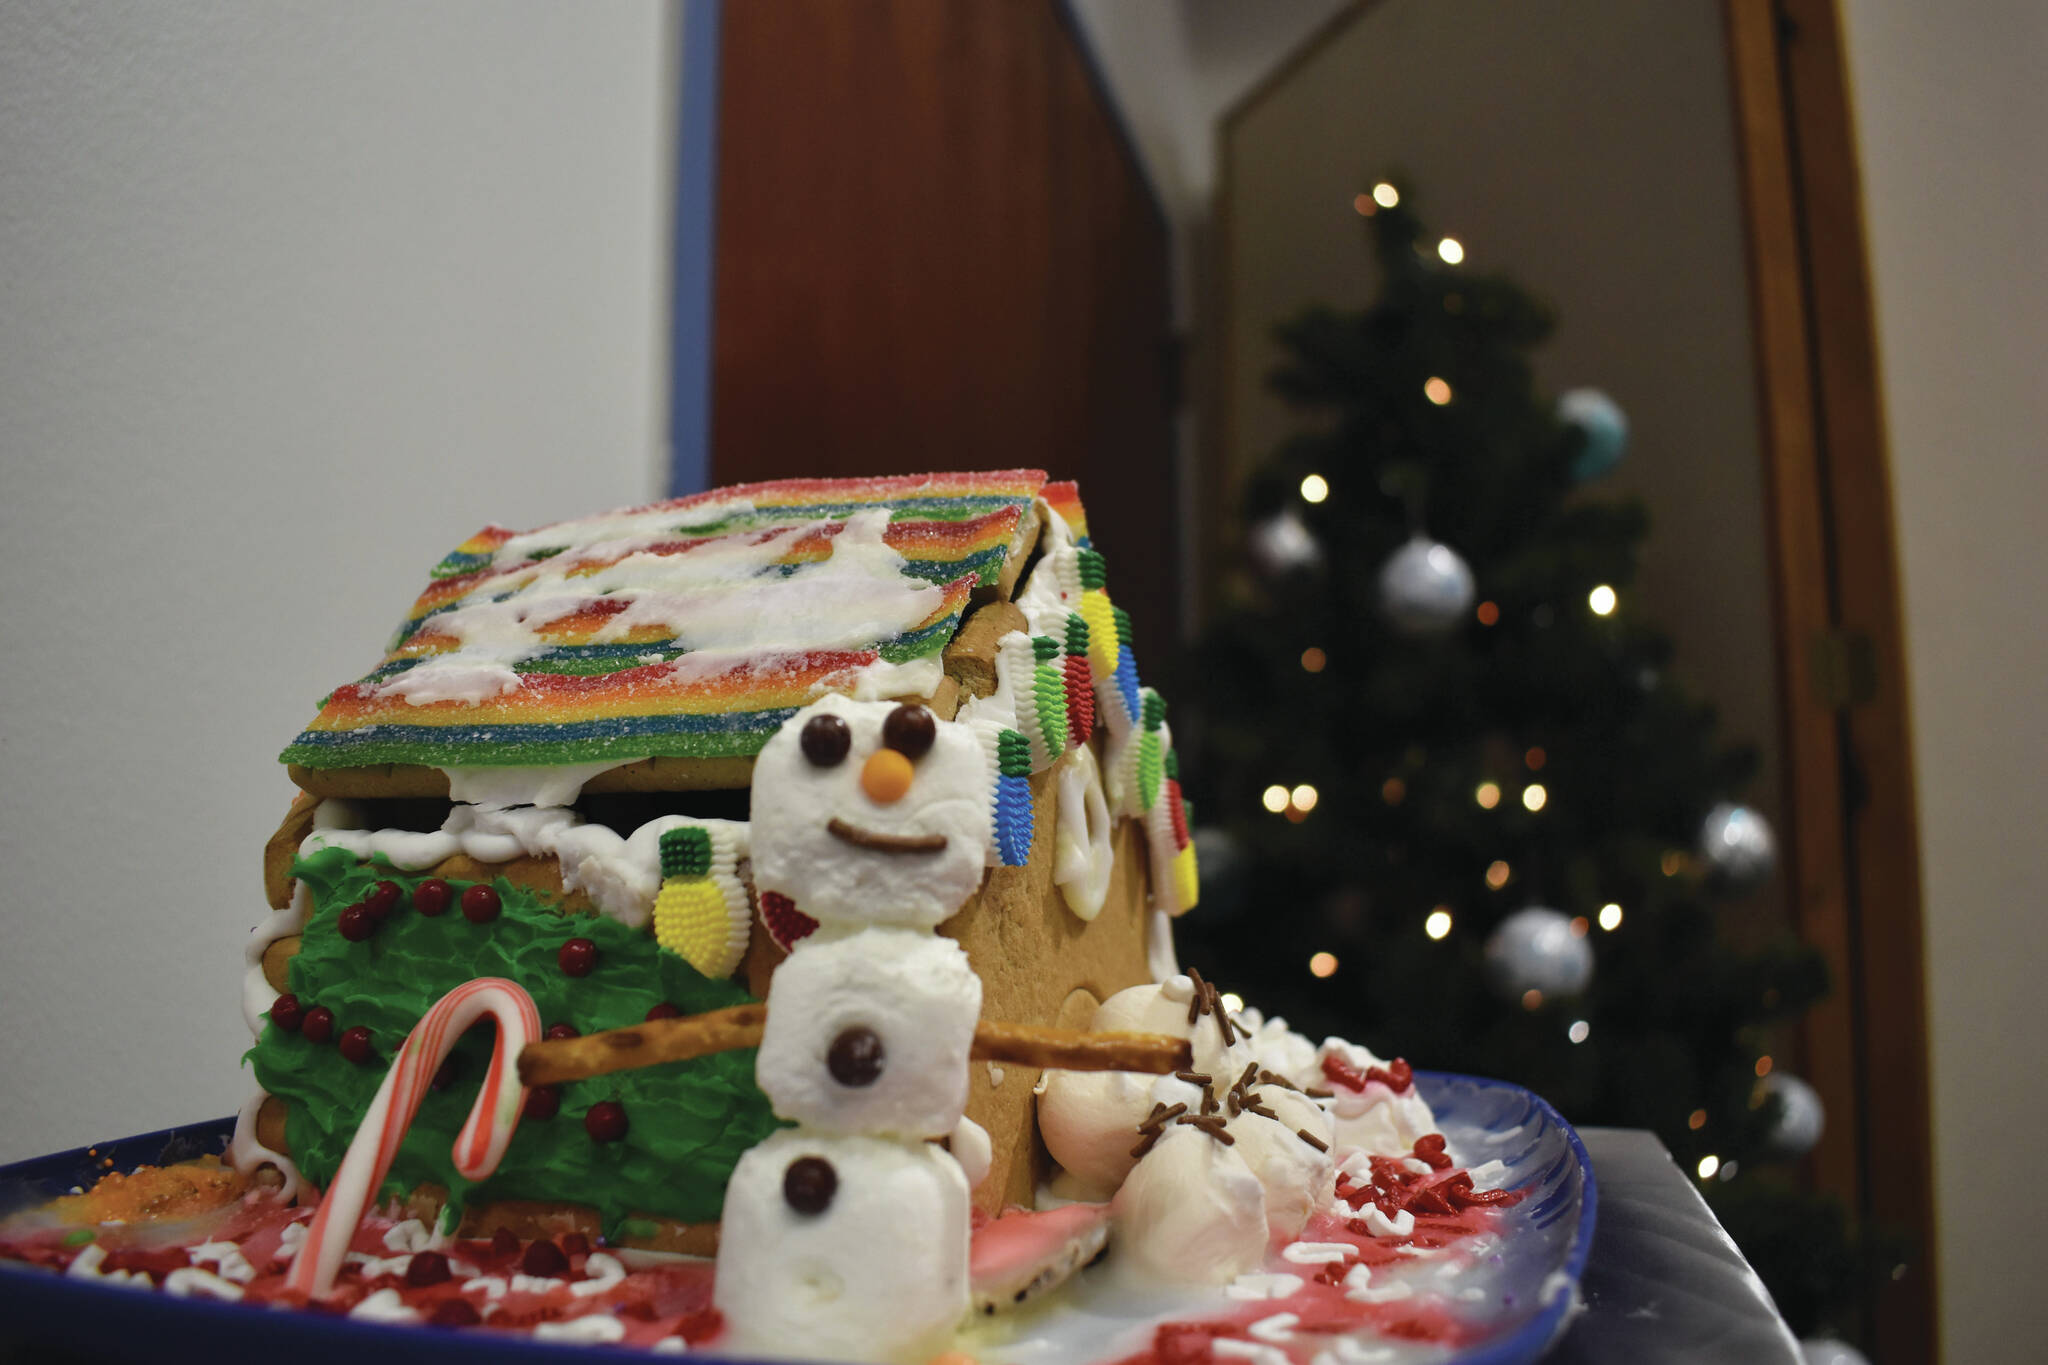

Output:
xmin=584 ymin=1100 xmax=628 ymax=1142
xmin=269 ymin=994 xmax=305 ymax=1032
xmin=558 ymin=938 xmax=598 ymax=977
xmin=413 ymin=879 xmax=453 ymax=916
xmin=338 ymin=903 xmax=377 ymax=942
xmin=645 ymin=1002 xmax=682 ymax=1021
xmin=338 ymin=1026 xmax=373 ymax=1064
xmin=363 ymin=880 xmax=401 ymax=919
xmin=524 ymin=1086 xmax=561 ymax=1121
xmin=545 ymin=1023 xmax=580 ymax=1041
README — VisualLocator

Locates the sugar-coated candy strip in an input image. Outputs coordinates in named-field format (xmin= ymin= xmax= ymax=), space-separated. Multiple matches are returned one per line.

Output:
xmin=286 ymin=977 xmax=542 ymax=1301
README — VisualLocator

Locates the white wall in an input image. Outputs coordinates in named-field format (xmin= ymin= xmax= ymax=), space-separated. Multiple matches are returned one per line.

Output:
xmin=0 ymin=2 xmax=675 ymax=1160
xmin=1838 ymin=4 xmax=2048 ymax=1359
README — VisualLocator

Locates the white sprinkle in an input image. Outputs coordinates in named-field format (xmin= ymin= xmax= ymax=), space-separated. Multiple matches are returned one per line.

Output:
xmin=1247 ymin=1312 xmax=1299 ymax=1343
xmin=1401 ymin=1158 xmax=1434 ymax=1176
xmin=188 ymin=1241 xmax=256 ymax=1284
xmin=63 ymin=1244 xmax=151 ymax=1290
xmin=1459 ymin=1286 xmax=1488 ymax=1301
xmin=276 ymin=1220 xmax=309 ymax=1261
xmin=1466 ymin=1159 xmax=1508 ymax=1187
xmin=1393 ymin=1243 xmax=1438 ymax=1258
xmin=569 ymin=1252 xmax=628 ymax=1298
xmin=1359 ymin=1204 xmax=1416 ymax=1238
xmin=162 ymin=1267 xmax=245 ymax=1300
xmin=987 ymin=1061 xmax=1006 ymax=1087
xmin=1225 ymin=1272 xmax=1305 ymax=1301
xmin=349 ymin=1288 xmax=420 ymax=1323
xmin=510 ymin=1273 xmax=566 ymax=1295
xmin=1337 ymin=1151 xmax=1374 ymax=1180
xmin=1343 ymin=1263 xmax=1415 ymax=1303
xmin=534 ymin=1315 xmax=627 ymax=1343
xmin=652 ymin=1341 xmax=689 ymax=1356
xmin=382 ymin=1218 xmax=447 ymax=1254
xmin=347 ymin=1251 xmax=413 ymax=1279
xmin=1282 ymin=1241 xmax=1355 ymax=1265
xmin=1212 ymin=1342 xmax=1289 ymax=1365
xmin=464 ymin=1275 xmax=509 ymax=1300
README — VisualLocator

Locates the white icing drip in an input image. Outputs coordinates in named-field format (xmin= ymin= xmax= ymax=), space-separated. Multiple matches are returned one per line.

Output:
xmin=443 ymin=761 xmax=621 ymax=809
xmin=228 ymin=1087 xmax=303 ymax=1202
xmin=1053 ymin=743 xmax=1115 ymax=920
xmin=1146 ymin=904 xmax=1180 ymax=983
xmin=241 ymin=883 xmax=311 ymax=1036
xmin=376 ymin=505 xmax=943 ymax=710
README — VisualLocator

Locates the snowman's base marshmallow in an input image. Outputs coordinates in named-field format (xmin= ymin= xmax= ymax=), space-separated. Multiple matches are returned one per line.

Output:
xmin=715 ymin=1128 xmax=971 ymax=1363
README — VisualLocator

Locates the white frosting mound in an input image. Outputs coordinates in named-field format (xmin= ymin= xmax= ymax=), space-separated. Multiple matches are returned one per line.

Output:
xmin=1228 ymin=1083 xmax=1336 ymax=1241
xmin=752 ymin=694 xmax=993 ymax=931
xmin=1112 ymin=1123 xmax=1269 ymax=1286
xmin=1037 ymin=977 xmax=1254 ymax=1192
xmin=716 ymin=1129 xmax=970 ymax=1363
xmin=755 ymin=928 xmax=982 ymax=1137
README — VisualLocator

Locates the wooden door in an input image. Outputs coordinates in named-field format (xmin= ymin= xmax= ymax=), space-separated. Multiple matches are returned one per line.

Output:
xmin=709 ymin=0 xmax=1180 ymax=657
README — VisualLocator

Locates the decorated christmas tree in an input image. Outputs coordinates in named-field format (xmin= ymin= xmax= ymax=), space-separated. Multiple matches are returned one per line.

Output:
xmin=1179 ymin=183 xmax=1874 ymax=1339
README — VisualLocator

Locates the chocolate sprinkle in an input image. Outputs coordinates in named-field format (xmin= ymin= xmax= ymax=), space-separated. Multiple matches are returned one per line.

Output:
xmin=1175 ymin=1070 xmax=1212 ymax=1087
xmin=1185 ymin=968 xmax=1209 ymax=1026
xmin=1176 ymin=1112 xmax=1235 ymax=1145
xmin=1296 ymin=1128 xmax=1331 ymax=1152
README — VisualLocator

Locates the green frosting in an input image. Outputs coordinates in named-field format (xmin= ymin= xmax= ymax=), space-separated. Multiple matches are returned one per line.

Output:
xmin=247 ymin=846 xmax=782 ymax=1233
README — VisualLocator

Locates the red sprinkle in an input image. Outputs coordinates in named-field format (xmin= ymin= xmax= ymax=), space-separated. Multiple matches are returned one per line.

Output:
xmin=460 ymin=884 xmax=501 ymax=923
xmin=413 ymin=879 xmax=453 ymax=916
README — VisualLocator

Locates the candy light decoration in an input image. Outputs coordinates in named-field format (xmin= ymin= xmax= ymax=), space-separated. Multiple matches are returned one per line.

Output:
xmin=286 ymin=977 xmax=541 ymax=1300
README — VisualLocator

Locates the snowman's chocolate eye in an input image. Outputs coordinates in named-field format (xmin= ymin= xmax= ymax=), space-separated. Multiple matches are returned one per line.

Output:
xmin=827 ymin=1025 xmax=885 ymax=1087
xmin=783 ymin=1155 xmax=837 ymax=1215
xmin=801 ymin=713 xmax=852 ymax=767
xmin=882 ymin=704 xmax=936 ymax=760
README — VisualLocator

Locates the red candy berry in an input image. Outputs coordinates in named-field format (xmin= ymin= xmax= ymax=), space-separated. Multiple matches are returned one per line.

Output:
xmin=645 ymin=1002 xmax=682 ymax=1021
xmin=523 ymin=1086 xmax=561 ymax=1121
xmin=428 ymin=1298 xmax=481 ymax=1328
xmin=337 ymin=1026 xmax=373 ymax=1064
xmin=460 ymin=884 xmax=501 ymax=923
xmin=545 ymin=1023 xmax=580 ymax=1041
xmin=363 ymin=880 xmax=401 ymax=919
xmin=558 ymin=938 xmax=598 ymax=977
xmin=490 ymin=1228 xmax=520 ymax=1258
xmin=413 ymin=878 xmax=453 ymax=916
xmin=559 ymin=1233 xmax=589 ymax=1258
xmin=521 ymin=1240 xmax=569 ymax=1277
xmin=338 ymin=903 xmax=377 ymax=942
xmin=269 ymin=994 xmax=305 ymax=1032
xmin=584 ymin=1100 xmax=628 ymax=1143
xmin=301 ymin=1006 xmax=336 ymax=1044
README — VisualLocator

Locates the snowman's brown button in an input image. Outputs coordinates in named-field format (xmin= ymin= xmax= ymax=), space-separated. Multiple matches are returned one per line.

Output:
xmin=827 ymin=1025 xmax=885 ymax=1087
xmin=784 ymin=1155 xmax=837 ymax=1215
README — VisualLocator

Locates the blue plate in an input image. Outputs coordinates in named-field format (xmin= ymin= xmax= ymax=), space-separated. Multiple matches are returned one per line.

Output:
xmin=0 ymin=1073 xmax=1594 ymax=1363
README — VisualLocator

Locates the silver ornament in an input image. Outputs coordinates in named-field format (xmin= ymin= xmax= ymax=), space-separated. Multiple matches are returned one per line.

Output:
xmin=1378 ymin=535 xmax=1475 ymax=634
xmin=1761 ymin=1072 xmax=1825 ymax=1157
xmin=1247 ymin=509 xmax=1322 ymax=576
xmin=1484 ymin=906 xmax=1594 ymax=999
xmin=1699 ymin=802 xmax=1777 ymax=892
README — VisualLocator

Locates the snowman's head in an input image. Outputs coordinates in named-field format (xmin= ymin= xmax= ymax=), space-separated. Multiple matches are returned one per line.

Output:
xmin=750 ymin=693 xmax=991 ymax=931
xmin=756 ymin=927 xmax=982 ymax=1136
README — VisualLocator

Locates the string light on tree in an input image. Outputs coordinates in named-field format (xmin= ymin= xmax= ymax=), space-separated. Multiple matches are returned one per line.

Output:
xmin=1597 ymin=902 xmax=1623 ymax=931
xmin=1588 ymin=584 xmax=1618 ymax=616
xmin=1425 ymin=908 xmax=1453 ymax=940
xmin=1261 ymin=785 xmax=1289 ymax=814
xmin=1308 ymin=951 xmax=1339 ymax=979
xmin=1437 ymin=237 xmax=1465 ymax=265
xmin=1522 ymin=784 xmax=1548 ymax=812
xmin=1372 ymin=182 xmax=1400 ymax=209
xmin=1475 ymin=782 xmax=1501 ymax=809
xmin=1423 ymin=376 xmax=1454 ymax=406
xmin=1299 ymin=473 xmax=1329 ymax=504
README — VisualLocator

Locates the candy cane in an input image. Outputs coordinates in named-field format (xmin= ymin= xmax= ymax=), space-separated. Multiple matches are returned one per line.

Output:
xmin=287 ymin=977 xmax=541 ymax=1300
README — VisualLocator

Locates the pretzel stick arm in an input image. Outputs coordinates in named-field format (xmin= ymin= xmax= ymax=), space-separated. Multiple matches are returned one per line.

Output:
xmin=517 ymin=1005 xmax=1188 ymax=1087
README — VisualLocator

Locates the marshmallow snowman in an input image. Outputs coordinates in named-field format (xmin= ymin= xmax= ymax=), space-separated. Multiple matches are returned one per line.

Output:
xmin=716 ymin=697 xmax=997 ymax=1362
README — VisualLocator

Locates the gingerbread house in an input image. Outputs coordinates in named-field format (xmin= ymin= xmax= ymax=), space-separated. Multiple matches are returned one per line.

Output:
xmin=237 ymin=471 xmax=1197 ymax=1250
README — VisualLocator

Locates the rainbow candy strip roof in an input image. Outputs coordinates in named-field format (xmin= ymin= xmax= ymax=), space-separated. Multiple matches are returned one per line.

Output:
xmin=282 ymin=471 xmax=1048 ymax=772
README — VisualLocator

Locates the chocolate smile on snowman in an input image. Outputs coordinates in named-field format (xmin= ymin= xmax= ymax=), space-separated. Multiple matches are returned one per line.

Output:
xmin=753 ymin=694 xmax=998 ymax=931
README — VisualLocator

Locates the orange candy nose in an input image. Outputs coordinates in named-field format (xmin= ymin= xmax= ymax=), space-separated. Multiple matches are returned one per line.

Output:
xmin=860 ymin=748 xmax=915 ymax=804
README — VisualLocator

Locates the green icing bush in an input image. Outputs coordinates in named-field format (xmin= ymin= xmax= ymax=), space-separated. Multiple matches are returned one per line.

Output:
xmin=247 ymin=845 xmax=781 ymax=1232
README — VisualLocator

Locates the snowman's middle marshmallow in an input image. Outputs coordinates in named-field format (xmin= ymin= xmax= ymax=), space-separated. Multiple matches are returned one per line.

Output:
xmin=756 ymin=926 xmax=982 ymax=1137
